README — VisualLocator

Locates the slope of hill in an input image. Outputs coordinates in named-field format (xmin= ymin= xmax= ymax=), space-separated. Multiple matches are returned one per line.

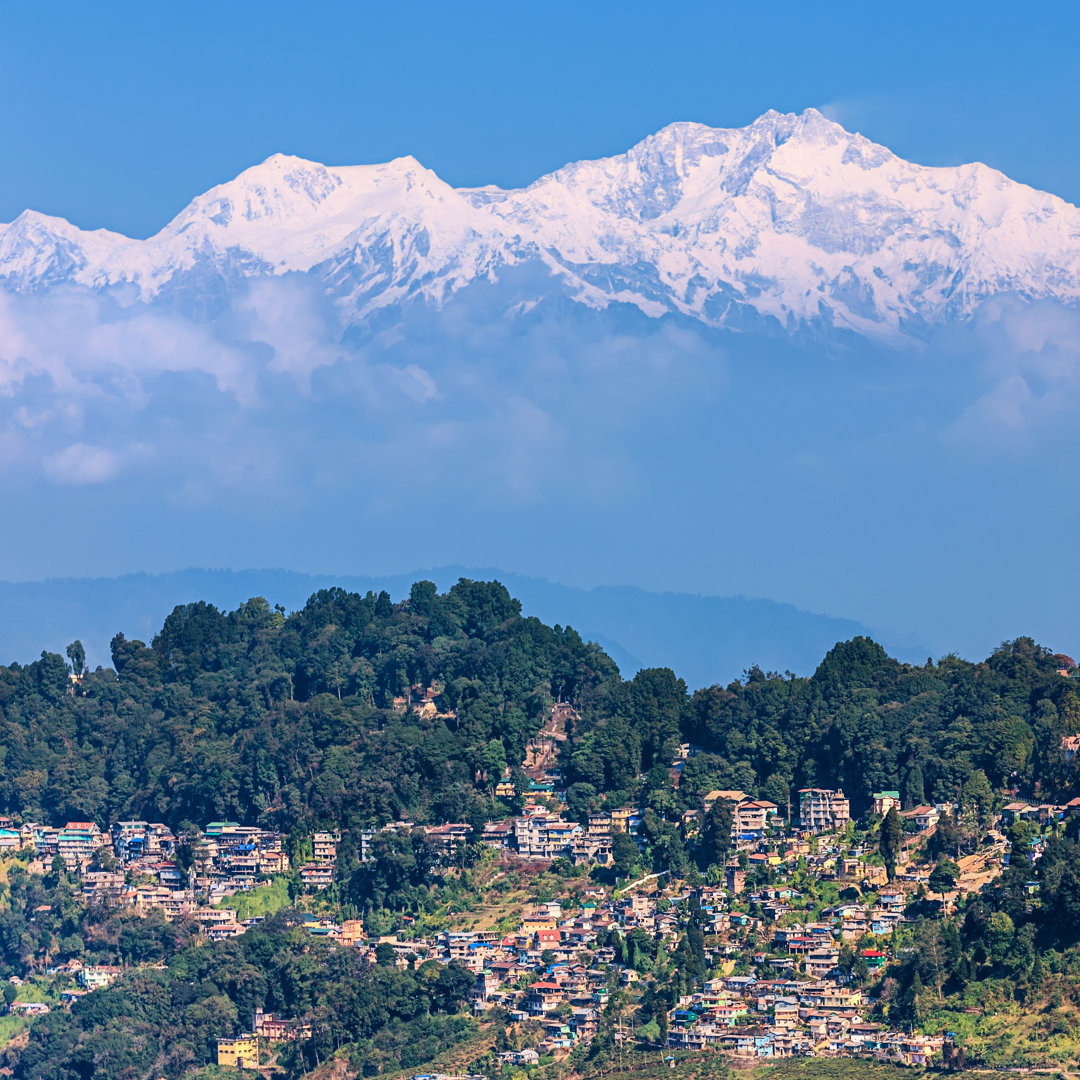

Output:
xmin=0 ymin=568 xmax=922 ymax=687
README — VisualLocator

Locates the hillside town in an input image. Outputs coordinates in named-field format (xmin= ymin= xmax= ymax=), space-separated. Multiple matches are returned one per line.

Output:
xmin=4 ymin=717 xmax=1074 ymax=1075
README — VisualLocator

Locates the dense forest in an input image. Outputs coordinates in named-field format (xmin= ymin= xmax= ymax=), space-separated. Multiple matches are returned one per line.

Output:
xmin=0 ymin=580 xmax=1076 ymax=837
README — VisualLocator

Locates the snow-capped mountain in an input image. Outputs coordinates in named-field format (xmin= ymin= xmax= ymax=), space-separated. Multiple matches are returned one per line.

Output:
xmin=3 ymin=108 xmax=1079 ymax=338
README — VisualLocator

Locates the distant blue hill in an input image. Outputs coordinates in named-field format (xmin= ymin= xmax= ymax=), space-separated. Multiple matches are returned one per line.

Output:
xmin=0 ymin=568 xmax=928 ymax=688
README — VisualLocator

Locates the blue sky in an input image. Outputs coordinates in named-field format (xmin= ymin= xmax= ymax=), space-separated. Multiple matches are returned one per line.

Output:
xmin=0 ymin=1 xmax=1078 ymax=664
xmin=2 ymin=0 xmax=1079 ymax=236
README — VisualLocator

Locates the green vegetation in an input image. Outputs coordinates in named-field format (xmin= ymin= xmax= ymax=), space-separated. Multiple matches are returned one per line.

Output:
xmin=0 ymin=586 xmax=1074 ymax=843
xmin=753 ymin=1062 xmax=926 ymax=1080
xmin=0 ymin=582 xmax=1077 ymax=1079
xmin=218 ymin=875 xmax=293 ymax=920
xmin=0 ymin=857 xmax=197 ymax=980
xmin=1 ymin=920 xmax=476 ymax=1079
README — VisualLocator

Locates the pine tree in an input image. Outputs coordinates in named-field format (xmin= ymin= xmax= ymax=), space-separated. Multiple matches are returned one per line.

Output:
xmin=880 ymin=807 xmax=903 ymax=881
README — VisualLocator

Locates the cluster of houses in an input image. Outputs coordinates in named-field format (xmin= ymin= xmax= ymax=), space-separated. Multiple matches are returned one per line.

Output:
xmin=297 ymin=878 xmax=946 ymax=1066
xmin=0 ymin=777 xmax=978 ymax=949
xmin=198 ymin=864 xmax=958 ymax=1067
xmin=666 ymin=975 xmax=945 ymax=1066
xmin=1000 ymin=798 xmax=1080 ymax=826
xmin=13 ymin=744 xmax=1080 ymax=1071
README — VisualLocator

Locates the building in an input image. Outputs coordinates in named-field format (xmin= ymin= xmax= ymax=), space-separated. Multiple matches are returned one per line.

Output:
xmin=424 ymin=823 xmax=474 ymax=857
xmin=901 ymin=805 xmax=940 ymax=831
xmin=340 ymin=919 xmax=366 ymax=947
xmin=480 ymin=821 xmax=514 ymax=848
xmin=498 ymin=1049 xmax=540 ymax=1067
xmin=702 ymin=790 xmax=750 ymax=813
xmin=514 ymin=813 xmax=583 ymax=859
xmin=253 ymin=1007 xmax=312 ymax=1041
xmin=1062 ymin=735 xmax=1080 ymax=765
xmin=586 ymin=813 xmax=613 ymax=838
xmin=798 ymin=789 xmax=850 ymax=833
xmin=609 ymin=807 xmax=641 ymax=833
xmin=112 ymin=821 xmax=149 ymax=861
xmin=217 ymin=1035 xmax=259 ymax=1069
xmin=298 ymin=863 xmax=334 ymax=889
xmin=725 ymin=865 xmax=746 ymax=895
xmin=312 ymin=832 xmax=340 ymax=862
xmin=872 ymin=791 xmax=901 ymax=816
xmin=732 ymin=800 xmax=779 ymax=837
xmin=79 ymin=966 xmax=122 ymax=990
xmin=57 ymin=822 xmax=107 ymax=868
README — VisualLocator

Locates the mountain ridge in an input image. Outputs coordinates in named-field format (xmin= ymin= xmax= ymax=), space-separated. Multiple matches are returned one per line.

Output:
xmin=0 ymin=567 xmax=930 ymax=689
xmin=3 ymin=108 xmax=1079 ymax=338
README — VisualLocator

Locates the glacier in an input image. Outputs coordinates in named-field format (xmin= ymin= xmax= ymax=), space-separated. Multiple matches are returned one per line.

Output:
xmin=2 ymin=108 xmax=1079 ymax=340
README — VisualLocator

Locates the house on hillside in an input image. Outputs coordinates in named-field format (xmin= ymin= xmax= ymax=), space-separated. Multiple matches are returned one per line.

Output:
xmin=798 ymin=789 xmax=850 ymax=833
xmin=900 ymin=806 xmax=940 ymax=831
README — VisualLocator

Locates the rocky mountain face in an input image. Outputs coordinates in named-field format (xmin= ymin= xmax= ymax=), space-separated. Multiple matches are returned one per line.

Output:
xmin=2 ymin=109 xmax=1079 ymax=338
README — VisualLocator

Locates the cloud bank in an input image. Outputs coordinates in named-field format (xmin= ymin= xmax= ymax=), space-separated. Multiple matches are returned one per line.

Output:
xmin=0 ymin=278 xmax=1077 ymax=662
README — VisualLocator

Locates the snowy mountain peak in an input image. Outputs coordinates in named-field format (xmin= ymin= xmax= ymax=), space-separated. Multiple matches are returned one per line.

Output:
xmin=2 ymin=110 xmax=1079 ymax=337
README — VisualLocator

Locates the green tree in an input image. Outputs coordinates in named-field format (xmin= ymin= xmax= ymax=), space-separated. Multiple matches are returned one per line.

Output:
xmin=65 ymin=640 xmax=86 ymax=675
xmin=698 ymin=799 xmax=733 ymax=870
xmin=929 ymin=858 xmax=960 ymax=897
xmin=611 ymin=832 xmax=638 ymax=879
xmin=960 ymin=770 xmax=994 ymax=828
xmin=879 ymin=807 xmax=903 ymax=882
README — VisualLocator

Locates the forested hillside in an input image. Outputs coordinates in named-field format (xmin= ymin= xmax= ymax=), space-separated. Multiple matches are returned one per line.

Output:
xmin=1 ymin=580 xmax=1079 ymax=1080
xmin=0 ymin=579 xmax=1075 ymax=836
xmin=9 ymin=915 xmax=477 ymax=1080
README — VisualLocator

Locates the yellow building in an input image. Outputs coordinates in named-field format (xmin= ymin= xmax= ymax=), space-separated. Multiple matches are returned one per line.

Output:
xmin=217 ymin=1035 xmax=258 ymax=1069
xmin=340 ymin=919 xmax=366 ymax=947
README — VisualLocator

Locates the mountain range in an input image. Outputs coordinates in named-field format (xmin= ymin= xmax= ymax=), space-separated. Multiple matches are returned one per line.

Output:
xmin=0 ymin=568 xmax=928 ymax=689
xmin=3 ymin=108 xmax=1078 ymax=338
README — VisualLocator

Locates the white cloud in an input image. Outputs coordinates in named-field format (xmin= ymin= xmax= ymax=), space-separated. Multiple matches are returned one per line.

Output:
xmin=945 ymin=297 xmax=1080 ymax=447
xmin=42 ymin=442 xmax=122 ymax=485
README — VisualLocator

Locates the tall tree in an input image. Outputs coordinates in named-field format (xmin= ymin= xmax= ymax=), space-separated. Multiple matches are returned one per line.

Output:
xmin=65 ymin=640 xmax=86 ymax=675
xmin=698 ymin=799 xmax=733 ymax=870
xmin=880 ymin=807 xmax=903 ymax=882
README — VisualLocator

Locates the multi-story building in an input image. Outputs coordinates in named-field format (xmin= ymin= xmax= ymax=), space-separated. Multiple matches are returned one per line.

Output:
xmin=586 ymin=813 xmax=612 ymax=838
xmin=901 ymin=805 xmax=940 ymax=831
xmin=571 ymin=835 xmax=612 ymax=866
xmin=514 ymin=813 xmax=583 ymax=859
xmin=57 ymin=822 xmax=107 ymax=869
xmin=732 ymin=800 xmax=778 ymax=837
xmin=312 ymin=831 xmax=340 ymax=862
xmin=79 ymin=966 xmax=122 ymax=990
xmin=253 ymin=1007 xmax=313 ymax=1042
xmin=299 ymin=863 xmax=334 ymax=889
xmin=112 ymin=821 xmax=149 ymax=861
xmin=30 ymin=824 xmax=60 ymax=862
xmin=798 ymin=789 xmax=850 ymax=833
xmin=424 ymin=823 xmax=473 ymax=858
xmin=702 ymin=790 xmax=751 ymax=812
xmin=217 ymin=1036 xmax=258 ymax=1069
